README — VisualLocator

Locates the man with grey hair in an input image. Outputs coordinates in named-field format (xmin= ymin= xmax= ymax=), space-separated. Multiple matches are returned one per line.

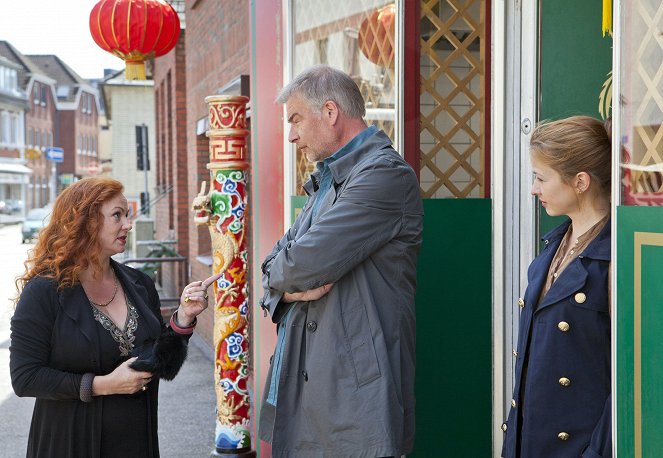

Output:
xmin=259 ymin=65 xmax=423 ymax=457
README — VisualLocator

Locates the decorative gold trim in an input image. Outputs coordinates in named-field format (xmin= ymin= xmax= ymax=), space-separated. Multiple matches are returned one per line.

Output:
xmin=206 ymin=162 xmax=250 ymax=171
xmin=206 ymin=129 xmax=250 ymax=138
xmin=153 ymin=2 xmax=164 ymax=52
xmin=204 ymin=95 xmax=250 ymax=104
xmin=633 ymin=231 xmax=663 ymax=458
xmin=111 ymin=0 xmax=120 ymax=49
xmin=95 ymin=0 xmax=113 ymax=51
xmin=141 ymin=0 xmax=147 ymax=50
xmin=126 ymin=0 xmax=131 ymax=49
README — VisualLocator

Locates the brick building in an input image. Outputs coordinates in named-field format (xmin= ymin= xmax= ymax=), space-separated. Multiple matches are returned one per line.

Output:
xmin=152 ymin=29 xmax=188 ymax=310
xmin=28 ymin=55 xmax=100 ymax=188
xmin=98 ymin=69 xmax=156 ymax=216
xmin=153 ymin=1 xmax=250 ymax=345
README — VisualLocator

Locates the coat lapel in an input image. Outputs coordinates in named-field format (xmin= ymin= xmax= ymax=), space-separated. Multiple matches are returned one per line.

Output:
xmin=59 ymin=283 xmax=98 ymax=346
xmin=535 ymin=260 xmax=589 ymax=312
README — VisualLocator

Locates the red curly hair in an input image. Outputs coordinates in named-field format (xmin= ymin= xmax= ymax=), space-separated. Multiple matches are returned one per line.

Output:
xmin=17 ymin=177 xmax=125 ymax=292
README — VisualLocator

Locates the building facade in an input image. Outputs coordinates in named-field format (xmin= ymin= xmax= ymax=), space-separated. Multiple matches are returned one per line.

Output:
xmin=99 ymin=70 xmax=156 ymax=217
xmin=150 ymin=0 xmax=663 ymax=456
xmin=0 ymin=44 xmax=32 ymax=211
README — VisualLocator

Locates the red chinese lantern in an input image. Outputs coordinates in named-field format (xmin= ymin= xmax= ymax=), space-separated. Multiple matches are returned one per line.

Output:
xmin=89 ymin=0 xmax=180 ymax=80
xmin=358 ymin=4 xmax=395 ymax=68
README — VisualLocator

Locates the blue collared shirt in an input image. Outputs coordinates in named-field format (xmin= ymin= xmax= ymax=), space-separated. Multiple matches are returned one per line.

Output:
xmin=310 ymin=125 xmax=377 ymax=218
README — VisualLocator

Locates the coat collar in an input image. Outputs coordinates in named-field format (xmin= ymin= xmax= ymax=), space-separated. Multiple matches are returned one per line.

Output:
xmin=541 ymin=217 xmax=611 ymax=262
xmin=533 ymin=217 xmax=611 ymax=312
xmin=302 ymin=129 xmax=393 ymax=196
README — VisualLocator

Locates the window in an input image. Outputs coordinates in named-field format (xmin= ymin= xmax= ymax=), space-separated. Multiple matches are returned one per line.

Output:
xmin=0 ymin=111 xmax=9 ymax=144
xmin=10 ymin=114 xmax=18 ymax=145
xmin=0 ymin=66 xmax=18 ymax=92
xmin=28 ymin=128 xmax=34 ymax=148
xmin=40 ymin=86 xmax=47 ymax=106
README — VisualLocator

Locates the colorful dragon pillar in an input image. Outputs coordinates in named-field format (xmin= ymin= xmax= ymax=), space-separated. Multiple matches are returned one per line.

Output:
xmin=192 ymin=95 xmax=254 ymax=457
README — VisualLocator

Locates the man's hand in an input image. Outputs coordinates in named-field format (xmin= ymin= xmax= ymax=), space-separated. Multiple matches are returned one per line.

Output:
xmin=282 ymin=283 xmax=334 ymax=303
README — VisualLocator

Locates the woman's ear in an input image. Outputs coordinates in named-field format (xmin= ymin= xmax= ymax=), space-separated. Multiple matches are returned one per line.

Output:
xmin=575 ymin=171 xmax=591 ymax=194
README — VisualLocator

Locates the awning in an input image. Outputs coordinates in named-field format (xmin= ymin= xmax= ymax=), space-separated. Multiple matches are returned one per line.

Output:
xmin=0 ymin=163 xmax=33 ymax=174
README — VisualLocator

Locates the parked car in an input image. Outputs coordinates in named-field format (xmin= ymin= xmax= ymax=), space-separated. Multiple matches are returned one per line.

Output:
xmin=5 ymin=199 xmax=23 ymax=213
xmin=0 ymin=201 xmax=11 ymax=214
xmin=21 ymin=207 xmax=51 ymax=243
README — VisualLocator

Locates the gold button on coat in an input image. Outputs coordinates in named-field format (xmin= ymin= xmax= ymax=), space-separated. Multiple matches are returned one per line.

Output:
xmin=558 ymin=321 xmax=570 ymax=332
xmin=518 ymin=297 xmax=525 ymax=307
xmin=558 ymin=432 xmax=570 ymax=441
xmin=574 ymin=292 xmax=586 ymax=303
xmin=511 ymin=399 xmax=516 ymax=407
xmin=559 ymin=377 xmax=571 ymax=387
xmin=501 ymin=423 xmax=508 ymax=432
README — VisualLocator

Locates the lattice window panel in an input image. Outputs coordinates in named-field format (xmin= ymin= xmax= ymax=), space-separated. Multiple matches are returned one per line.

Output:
xmin=420 ymin=0 xmax=485 ymax=198
xmin=621 ymin=0 xmax=663 ymax=206
xmin=292 ymin=0 xmax=396 ymax=195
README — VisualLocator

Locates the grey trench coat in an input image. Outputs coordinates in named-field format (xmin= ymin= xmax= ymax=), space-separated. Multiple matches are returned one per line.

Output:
xmin=259 ymin=129 xmax=423 ymax=457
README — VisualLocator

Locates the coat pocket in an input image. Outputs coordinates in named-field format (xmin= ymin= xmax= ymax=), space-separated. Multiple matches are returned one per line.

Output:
xmin=341 ymin=303 xmax=381 ymax=387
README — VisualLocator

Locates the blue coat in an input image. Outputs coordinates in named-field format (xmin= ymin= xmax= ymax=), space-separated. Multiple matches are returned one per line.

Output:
xmin=502 ymin=219 xmax=612 ymax=458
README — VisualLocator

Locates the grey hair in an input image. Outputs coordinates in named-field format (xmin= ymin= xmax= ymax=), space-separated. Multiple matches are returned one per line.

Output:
xmin=276 ymin=65 xmax=366 ymax=119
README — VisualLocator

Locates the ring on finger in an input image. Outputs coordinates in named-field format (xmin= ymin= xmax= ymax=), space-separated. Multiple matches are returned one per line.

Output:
xmin=184 ymin=295 xmax=190 ymax=303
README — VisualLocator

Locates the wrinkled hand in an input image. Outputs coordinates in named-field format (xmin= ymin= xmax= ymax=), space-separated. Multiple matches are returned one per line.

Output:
xmin=282 ymin=283 xmax=334 ymax=303
xmin=99 ymin=357 xmax=153 ymax=395
xmin=178 ymin=272 xmax=223 ymax=324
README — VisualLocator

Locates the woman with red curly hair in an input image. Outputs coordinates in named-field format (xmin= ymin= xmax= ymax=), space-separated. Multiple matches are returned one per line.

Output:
xmin=9 ymin=177 xmax=219 ymax=457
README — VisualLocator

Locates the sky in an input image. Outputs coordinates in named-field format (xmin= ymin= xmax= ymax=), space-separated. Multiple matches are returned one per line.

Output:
xmin=0 ymin=0 xmax=124 ymax=80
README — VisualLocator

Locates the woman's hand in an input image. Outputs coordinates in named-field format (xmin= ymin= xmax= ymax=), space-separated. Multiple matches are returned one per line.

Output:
xmin=176 ymin=272 xmax=223 ymax=326
xmin=92 ymin=357 xmax=153 ymax=396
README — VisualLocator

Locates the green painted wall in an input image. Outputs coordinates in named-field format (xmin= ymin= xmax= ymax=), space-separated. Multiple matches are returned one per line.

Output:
xmin=537 ymin=1 xmax=613 ymax=246
xmin=412 ymin=199 xmax=492 ymax=456
xmin=616 ymin=206 xmax=663 ymax=457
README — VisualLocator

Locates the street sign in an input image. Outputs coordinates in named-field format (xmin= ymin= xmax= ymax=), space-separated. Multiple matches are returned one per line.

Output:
xmin=45 ymin=147 xmax=64 ymax=163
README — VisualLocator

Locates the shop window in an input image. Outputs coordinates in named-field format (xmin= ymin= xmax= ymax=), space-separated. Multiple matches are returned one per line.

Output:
xmin=419 ymin=0 xmax=488 ymax=198
xmin=289 ymin=1 xmax=398 ymax=195
xmin=619 ymin=0 xmax=663 ymax=206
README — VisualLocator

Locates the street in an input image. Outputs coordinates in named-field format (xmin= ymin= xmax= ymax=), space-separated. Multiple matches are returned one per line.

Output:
xmin=0 ymin=224 xmax=35 ymax=457
xmin=0 ymin=224 xmax=218 ymax=457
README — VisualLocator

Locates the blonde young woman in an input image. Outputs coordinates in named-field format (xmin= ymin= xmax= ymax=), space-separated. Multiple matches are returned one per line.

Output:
xmin=502 ymin=116 xmax=612 ymax=458
xmin=10 ymin=177 xmax=219 ymax=458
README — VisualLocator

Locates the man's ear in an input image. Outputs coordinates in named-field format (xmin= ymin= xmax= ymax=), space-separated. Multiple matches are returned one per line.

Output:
xmin=322 ymin=100 xmax=339 ymax=125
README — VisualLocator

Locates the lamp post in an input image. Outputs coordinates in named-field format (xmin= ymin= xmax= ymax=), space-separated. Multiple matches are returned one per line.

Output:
xmin=192 ymin=95 xmax=255 ymax=457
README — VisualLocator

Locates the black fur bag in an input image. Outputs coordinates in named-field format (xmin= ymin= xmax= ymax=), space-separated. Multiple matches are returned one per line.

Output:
xmin=129 ymin=327 xmax=188 ymax=380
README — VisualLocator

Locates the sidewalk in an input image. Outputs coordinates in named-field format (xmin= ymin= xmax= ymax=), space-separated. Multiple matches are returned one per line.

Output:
xmin=158 ymin=334 xmax=218 ymax=457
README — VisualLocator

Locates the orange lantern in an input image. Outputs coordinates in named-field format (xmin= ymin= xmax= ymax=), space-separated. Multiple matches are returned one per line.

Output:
xmin=89 ymin=0 xmax=180 ymax=80
xmin=358 ymin=4 xmax=395 ymax=68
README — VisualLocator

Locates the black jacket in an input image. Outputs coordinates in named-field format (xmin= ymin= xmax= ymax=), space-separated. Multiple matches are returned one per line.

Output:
xmin=10 ymin=260 xmax=186 ymax=457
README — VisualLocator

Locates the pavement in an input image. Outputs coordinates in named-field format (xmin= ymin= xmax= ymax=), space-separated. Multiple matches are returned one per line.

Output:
xmin=0 ymin=223 xmax=219 ymax=458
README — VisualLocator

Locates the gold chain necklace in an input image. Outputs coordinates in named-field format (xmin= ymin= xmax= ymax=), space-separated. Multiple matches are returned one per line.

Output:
xmin=89 ymin=271 xmax=119 ymax=308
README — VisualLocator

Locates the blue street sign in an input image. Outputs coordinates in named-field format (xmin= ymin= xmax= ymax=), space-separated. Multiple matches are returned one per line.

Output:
xmin=45 ymin=147 xmax=64 ymax=163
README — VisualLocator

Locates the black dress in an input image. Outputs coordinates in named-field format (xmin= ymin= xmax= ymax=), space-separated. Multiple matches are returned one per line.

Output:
xmin=92 ymin=294 xmax=151 ymax=457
